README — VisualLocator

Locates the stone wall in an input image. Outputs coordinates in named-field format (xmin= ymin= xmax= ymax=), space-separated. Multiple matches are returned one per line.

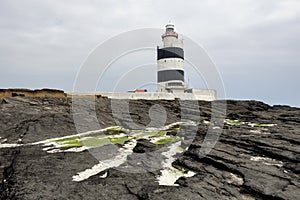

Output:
xmin=0 ymin=89 xmax=66 ymax=98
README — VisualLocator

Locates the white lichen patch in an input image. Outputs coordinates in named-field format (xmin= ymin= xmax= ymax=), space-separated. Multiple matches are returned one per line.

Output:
xmin=250 ymin=156 xmax=283 ymax=167
xmin=249 ymin=130 xmax=271 ymax=135
xmin=99 ymin=171 xmax=108 ymax=178
xmin=241 ymin=194 xmax=256 ymax=200
xmin=156 ymin=141 xmax=196 ymax=186
xmin=72 ymin=140 xmax=137 ymax=182
xmin=72 ymin=162 xmax=109 ymax=182
xmin=158 ymin=167 xmax=196 ymax=186
xmin=212 ymin=126 xmax=221 ymax=130
xmin=225 ymin=119 xmax=277 ymax=128
xmin=248 ymin=123 xmax=277 ymax=127
xmin=225 ymin=119 xmax=245 ymax=126
xmin=161 ymin=121 xmax=192 ymax=131
xmin=226 ymin=173 xmax=244 ymax=186
xmin=1 ymin=138 xmax=8 ymax=143
xmin=0 ymin=143 xmax=22 ymax=148
xmin=204 ymin=120 xmax=212 ymax=125
xmin=44 ymin=146 xmax=88 ymax=153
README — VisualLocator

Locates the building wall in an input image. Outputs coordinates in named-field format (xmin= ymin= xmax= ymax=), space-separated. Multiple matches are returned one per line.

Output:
xmin=157 ymin=58 xmax=184 ymax=71
xmin=67 ymin=90 xmax=217 ymax=101
xmin=162 ymin=37 xmax=183 ymax=48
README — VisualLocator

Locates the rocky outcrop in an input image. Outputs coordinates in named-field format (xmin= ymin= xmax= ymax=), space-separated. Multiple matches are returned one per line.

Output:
xmin=0 ymin=96 xmax=299 ymax=199
xmin=0 ymin=88 xmax=66 ymax=98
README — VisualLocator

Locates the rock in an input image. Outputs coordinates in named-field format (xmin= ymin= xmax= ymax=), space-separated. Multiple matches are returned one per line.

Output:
xmin=0 ymin=98 xmax=8 ymax=104
xmin=133 ymin=139 xmax=159 ymax=153
xmin=166 ymin=131 xmax=177 ymax=136
xmin=0 ymin=96 xmax=299 ymax=199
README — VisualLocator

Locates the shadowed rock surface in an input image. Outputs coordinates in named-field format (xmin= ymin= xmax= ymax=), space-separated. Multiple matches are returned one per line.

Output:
xmin=0 ymin=97 xmax=299 ymax=199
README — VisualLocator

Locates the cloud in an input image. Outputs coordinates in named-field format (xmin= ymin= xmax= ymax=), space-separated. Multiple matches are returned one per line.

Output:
xmin=0 ymin=0 xmax=299 ymax=106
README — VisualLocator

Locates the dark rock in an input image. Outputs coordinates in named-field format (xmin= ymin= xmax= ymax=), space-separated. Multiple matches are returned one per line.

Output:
xmin=0 ymin=96 xmax=299 ymax=199
xmin=133 ymin=139 xmax=159 ymax=153
xmin=166 ymin=131 xmax=177 ymax=136
xmin=0 ymin=98 xmax=8 ymax=104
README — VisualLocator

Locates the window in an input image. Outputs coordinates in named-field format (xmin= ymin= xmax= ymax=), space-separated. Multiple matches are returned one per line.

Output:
xmin=167 ymin=82 xmax=183 ymax=87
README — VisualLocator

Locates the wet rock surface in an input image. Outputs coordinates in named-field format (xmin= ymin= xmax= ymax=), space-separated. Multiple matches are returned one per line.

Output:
xmin=0 ymin=97 xmax=299 ymax=199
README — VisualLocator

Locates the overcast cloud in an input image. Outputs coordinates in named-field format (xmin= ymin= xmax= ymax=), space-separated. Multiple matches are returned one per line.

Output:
xmin=0 ymin=0 xmax=299 ymax=106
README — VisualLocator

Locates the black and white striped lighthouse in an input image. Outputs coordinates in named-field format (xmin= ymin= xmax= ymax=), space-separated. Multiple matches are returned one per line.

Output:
xmin=157 ymin=23 xmax=185 ymax=93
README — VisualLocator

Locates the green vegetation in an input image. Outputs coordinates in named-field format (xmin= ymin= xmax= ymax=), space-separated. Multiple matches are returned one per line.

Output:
xmin=166 ymin=124 xmax=181 ymax=131
xmin=176 ymin=146 xmax=185 ymax=152
xmin=153 ymin=131 xmax=166 ymax=137
xmin=82 ymin=137 xmax=111 ymax=147
xmin=110 ymin=136 xmax=131 ymax=145
xmin=60 ymin=139 xmax=83 ymax=148
xmin=154 ymin=137 xmax=181 ymax=145
xmin=133 ymin=131 xmax=152 ymax=138
xmin=134 ymin=130 xmax=166 ymax=139
xmin=51 ymin=136 xmax=84 ymax=149
xmin=53 ymin=136 xmax=79 ymax=143
xmin=225 ymin=119 xmax=245 ymax=126
xmin=103 ymin=126 xmax=127 ymax=135
xmin=45 ymin=124 xmax=187 ymax=150
xmin=52 ymin=135 xmax=133 ymax=149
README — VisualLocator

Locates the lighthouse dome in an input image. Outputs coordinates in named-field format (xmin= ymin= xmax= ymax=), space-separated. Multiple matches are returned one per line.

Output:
xmin=165 ymin=23 xmax=175 ymax=32
xmin=162 ymin=22 xmax=178 ymax=39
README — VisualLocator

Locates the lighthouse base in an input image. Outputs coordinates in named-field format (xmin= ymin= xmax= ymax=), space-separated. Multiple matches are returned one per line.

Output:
xmin=68 ymin=89 xmax=217 ymax=101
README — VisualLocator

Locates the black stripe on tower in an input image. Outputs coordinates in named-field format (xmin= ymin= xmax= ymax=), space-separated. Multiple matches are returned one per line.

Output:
xmin=157 ymin=47 xmax=184 ymax=60
xmin=157 ymin=70 xmax=184 ymax=82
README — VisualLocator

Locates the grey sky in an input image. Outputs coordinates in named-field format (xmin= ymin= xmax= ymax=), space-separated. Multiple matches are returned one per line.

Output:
xmin=0 ymin=0 xmax=299 ymax=107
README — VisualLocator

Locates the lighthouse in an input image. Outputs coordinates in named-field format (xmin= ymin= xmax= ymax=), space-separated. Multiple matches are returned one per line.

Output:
xmin=157 ymin=23 xmax=185 ymax=93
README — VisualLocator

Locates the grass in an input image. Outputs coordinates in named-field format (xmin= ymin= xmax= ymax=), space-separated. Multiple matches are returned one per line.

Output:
xmin=82 ymin=137 xmax=111 ymax=147
xmin=53 ymin=135 xmax=133 ymax=149
xmin=53 ymin=136 xmax=79 ymax=143
xmin=60 ymin=139 xmax=83 ymax=148
xmin=133 ymin=131 xmax=152 ymax=138
xmin=154 ymin=137 xmax=181 ymax=145
xmin=110 ymin=136 xmax=131 ymax=145
xmin=104 ymin=126 xmax=127 ymax=135
xmin=173 ymin=127 xmax=180 ymax=131
xmin=133 ymin=130 xmax=166 ymax=139
xmin=46 ymin=124 xmax=184 ymax=150
xmin=153 ymin=131 xmax=166 ymax=137
xmin=51 ymin=136 xmax=83 ymax=149
xmin=166 ymin=124 xmax=181 ymax=131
